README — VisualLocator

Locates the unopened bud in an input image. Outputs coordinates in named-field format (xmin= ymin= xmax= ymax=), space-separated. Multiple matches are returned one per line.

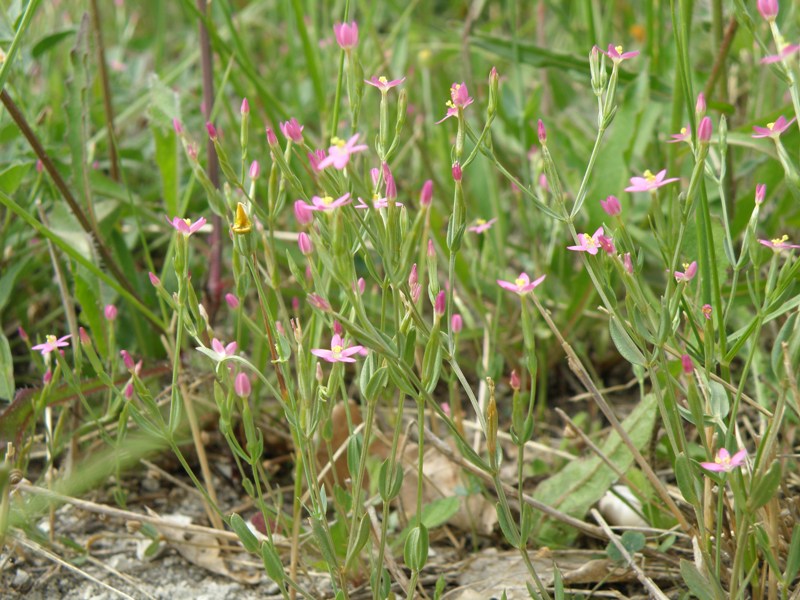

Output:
xmin=434 ymin=290 xmax=446 ymax=317
xmin=234 ymin=372 xmax=251 ymax=398
xmin=420 ymin=180 xmax=433 ymax=207
xmin=695 ymin=93 xmax=706 ymax=119
xmin=333 ymin=320 xmax=343 ymax=336
xmin=757 ymin=0 xmax=778 ymax=22
xmin=510 ymin=369 xmax=520 ymax=391
xmin=266 ymin=127 xmax=278 ymax=147
xmin=537 ymin=119 xmax=546 ymax=144
xmin=120 ymin=350 xmax=135 ymax=370
xmin=681 ymin=354 xmax=694 ymax=375
xmin=409 ymin=264 xmax=418 ymax=287
xmin=451 ymin=162 xmax=462 ymax=182
xmin=697 ymin=116 xmax=712 ymax=143
xmin=451 ymin=313 xmax=463 ymax=334
xmin=225 ymin=293 xmax=239 ymax=309
xmin=79 ymin=327 xmax=91 ymax=345
xmin=148 ymin=272 xmax=161 ymax=287
xmin=104 ymin=304 xmax=118 ymax=321
xmin=755 ymin=183 xmax=766 ymax=205
xmin=240 ymin=98 xmax=249 ymax=115
xmin=173 ymin=118 xmax=184 ymax=135
xmin=427 ymin=239 xmax=435 ymax=257
xmin=316 ymin=362 xmax=324 ymax=383
xmin=249 ymin=160 xmax=260 ymax=180
xmin=298 ymin=232 xmax=313 ymax=255
xmin=18 ymin=326 xmax=28 ymax=342
xmin=356 ymin=277 xmax=366 ymax=295
xmin=206 ymin=122 xmax=218 ymax=140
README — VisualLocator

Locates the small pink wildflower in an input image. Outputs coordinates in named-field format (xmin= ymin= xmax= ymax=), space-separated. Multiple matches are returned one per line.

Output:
xmin=598 ymin=44 xmax=639 ymax=64
xmin=240 ymin=98 xmax=249 ymax=115
xmin=210 ymin=338 xmax=238 ymax=361
xmin=294 ymin=200 xmax=315 ymax=225
xmin=758 ymin=235 xmax=800 ymax=250
xmin=761 ymin=44 xmax=800 ymax=64
xmin=697 ymin=117 xmax=712 ymax=143
xmin=104 ymin=304 xmax=118 ymax=321
xmin=702 ymin=304 xmax=712 ymax=320
xmin=234 ymin=372 xmax=251 ymax=398
xmin=307 ymin=193 xmax=352 ymax=211
xmin=497 ymin=272 xmax=546 ymax=295
xmin=755 ymin=184 xmax=766 ymax=205
xmin=567 ymin=227 xmax=605 ymax=255
xmin=32 ymin=334 xmax=71 ymax=356
xmin=757 ymin=0 xmax=778 ymax=21
xmin=333 ymin=22 xmax=358 ymax=50
xmin=311 ymin=334 xmax=364 ymax=363
xmin=674 ymin=261 xmax=698 ymax=283
xmin=667 ymin=127 xmax=691 ymax=144
xmin=308 ymin=294 xmax=331 ymax=312
xmin=700 ymin=447 xmax=747 ymax=473
xmin=752 ymin=115 xmax=796 ymax=139
xmin=436 ymin=82 xmax=474 ymax=123
xmin=467 ymin=218 xmax=497 ymax=234
xmin=365 ymin=76 xmax=406 ymax=92
xmin=225 ymin=293 xmax=239 ymax=309
xmin=625 ymin=169 xmax=680 ymax=193
xmin=597 ymin=234 xmax=616 ymax=255
xmin=600 ymin=195 xmax=621 ymax=216
xmin=317 ymin=135 xmax=368 ymax=170
xmin=308 ymin=149 xmax=327 ymax=171
xmin=298 ymin=232 xmax=313 ymax=255
xmin=249 ymin=160 xmax=261 ymax=180
xmin=280 ymin=118 xmax=304 ymax=143
xmin=167 ymin=215 xmax=206 ymax=236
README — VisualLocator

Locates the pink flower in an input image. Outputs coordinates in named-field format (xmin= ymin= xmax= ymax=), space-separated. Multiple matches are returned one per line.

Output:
xmin=120 ymin=349 xmax=135 ymax=370
xmin=420 ymin=180 xmax=433 ymax=207
xmin=294 ymin=200 xmax=315 ymax=225
xmin=148 ymin=272 xmax=161 ymax=287
xmin=598 ymin=44 xmax=639 ymax=64
xmin=497 ymin=272 xmax=546 ymax=295
xmin=668 ymin=126 xmax=691 ymax=144
xmin=567 ymin=227 xmax=605 ymax=255
xmin=311 ymin=334 xmax=364 ymax=363
xmin=317 ymin=134 xmax=368 ymax=170
xmin=308 ymin=149 xmax=327 ymax=171
xmin=625 ymin=169 xmax=680 ymax=193
xmin=365 ymin=76 xmax=406 ymax=92
xmin=307 ymin=193 xmax=352 ymax=211
xmin=452 ymin=162 xmax=462 ymax=181
xmin=356 ymin=195 xmax=404 ymax=209
xmin=600 ymin=195 xmax=621 ymax=216
xmin=104 ymin=304 xmax=118 ymax=321
xmin=167 ymin=215 xmax=207 ymax=236
xmin=510 ymin=370 xmax=521 ymax=391
xmin=298 ymin=232 xmax=313 ymax=255
xmin=674 ymin=261 xmax=698 ymax=283
xmin=702 ymin=304 xmax=712 ymax=320
xmin=333 ymin=21 xmax=358 ymax=50
xmin=356 ymin=277 xmax=366 ymax=295
xmin=758 ymin=235 xmax=800 ymax=250
xmin=700 ymin=447 xmax=747 ymax=473
xmin=467 ymin=218 xmax=497 ymax=234
xmin=597 ymin=234 xmax=616 ymax=254
xmin=757 ymin=0 xmax=778 ymax=21
xmin=761 ymin=44 xmax=800 ymax=64
xmin=210 ymin=338 xmax=238 ymax=361
xmin=32 ymin=334 xmax=71 ymax=356
xmin=451 ymin=313 xmax=463 ymax=334
xmin=234 ymin=372 xmax=251 ymax=398
xmin=697 ymin=117 xmax=712 ymax=143
xmin=752 ymin=115 xmax=796 ymax=139
xmin=307 ymin=294 xmax=331 ymax=312
xmin=434 ymin=291 xmax=446 ymax=317
xmin=755 ymin=184 xmax=766 ymax=205
xmin=249 ymin=160 xmax=261 ymax=180
xmin=280 ymin=118 xmax=304 ymax=143
xmin=436 ymin=82 xmax=474 ymax=123
xmin=225 ymin=293 xmax=239 ymax=309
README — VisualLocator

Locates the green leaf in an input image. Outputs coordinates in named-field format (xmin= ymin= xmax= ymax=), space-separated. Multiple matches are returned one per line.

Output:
xmin=679 ymin=560 xmax=718 ymax=600
xmin=785 ymin=524 xmax=800 ymax=583
xmin=0 ymin=255 xmax=30 ymax=313
xmin=496 ymin=502 xmax=521 ymax=548
xmin=531 ymin=394 xmax=657 ymax=545
xmin=609 ymin=317 xmax=646 ymax=366
xmin=748 ymin=461 xmax=781 ymax=511
xmin=403 ymin=524 xmax=429 ymax=571
xmin=32 ymin=28 xmax=75 ymax=58
xmin=674 ymin=453 xmax=699 ymax=506
xmin=606 ymin=530 xmax=646 ymax=563
xmin=229 ymin=513 xmax=259 ymax=553
xmin=0 ymin=163 xmax=30 ymax=195
xmin=771 ymin=313 xmax=798 ymax=377
xmin=260 ymin=540 xmax=285 ymax=584
xmin=0 ymin=334 xmax=14 ymax=400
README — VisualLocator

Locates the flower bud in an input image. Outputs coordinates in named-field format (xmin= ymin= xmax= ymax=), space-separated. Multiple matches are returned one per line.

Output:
xmin=265 ymin=127 xmax=278 ymax=147
xmin=356 ymin=277 xmax=366 ymax=295
xmin=757 ymin=0 xmax=778 ymax=21
xmin=148 ymin=272 xmax=161 ymax=287
xmin=487 ymin=66 xmax=499 ymax=115
xmin=43 ymin=370 xmax=52 ymax=385
xmin=124 ymin=382 xmax=134 ymax=400
xmin=755 ymin=183 xmax=766 ymax=205
xmin=225 ymin=293 xmax=239 ymax=309
xmin=79 ymin=327 xmax=91 ymax=345
xmin=206 ymin=122 xmax=218 ymax=140
xmin=434 ymin=290 xmax=446 ymax=317
xmin=249 ymin=160 xmax=260 ymax=180
xmin=681 ymin=354 xmax=694 ymax=375
xmin=308 ymin=294 xmax=331 ymax=312
xmin=697 ymin=116 xmax=712 ymax=143
xmin=510 ymin=369 xmax=520 ymax=391
xmin=120 ymin=349 xmax=135 ymax=370
xmin=451 ymin=313 xmax=463 ymax=334
xmin=316 ymin=362 xmax=324 ymax=383
xmin=695 ymin=93 xmax=706 ymax=119
xmin=104 ymin=304 xmax=118 ymax=321
xmin=173 ymin=118 xmax=184 ymax=135
xmin=18 ymin=326 xmax=29 ymax=342
xmin=294 ymin=200 xmax=314 ymax=225
xmin=702 ymin=304 xmax=713 ymax=320
xmin=623 ymin=253 xmax=634 ymax=275
xmin=234 ymin=372 xmax=251 ymax=398
xmin=537 ymin=119 xmax=546 ymax=144
xmin=370 ymin=168 xmax=380 ymax=187
xmin=240 ymin=98 xmax=249 ymax=115
xmin=427 ymin=239 xmax=435 ymax=257
xmin=420 ymin=179 xmax=433 ymax=207
xmin=298 ymin=232 xmax=313 ymax=255
xmin=409 ymin=264 xmax=418 ymax=287
xmin=451 ymin=162 xmax=462 ymax=182
xmin=600 ymin=195 xmax=621 ymax=216
xmin=333 ymin=320 xmax=343 ymax=336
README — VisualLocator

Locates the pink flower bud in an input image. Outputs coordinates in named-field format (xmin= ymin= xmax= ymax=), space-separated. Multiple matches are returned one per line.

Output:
xmin=120 ymin=350 xmax=135 ymax=370
xmin=249 ymin=160 xmax=260 ymax=180
xmin=333 ymin=21 xmax=359 ymax=50
xmin=427 ymin=239 xmax=435 ymax=257
xmin=410 ymin=283 xmax=421 ymax=303
xmin=434 ymin=291 xmax=446 ymax=317
xmin=420 ymin=179 xmax=433 ymax=207
xmin=697 ymin=116 xmax=712 ymax=143
xmin=43 ymin=370 xmax=52 ymax=385
xmin=385 ymin=170 xmax=397 ymax=200
xmin=265 ymin=127 xmax=278 ymax=147
xmin=186 ymin=143 xmax=198 ymax=161
xmin=148 ymin=272 xmax=161 ymax=287
xmin=308 ymin=293 xmax=331 ymax=312
xmin=298 ymin=232 xmax=313 ymax=255
xmin=356 ymin=278 xmax=366 ymax=295
xmin=538 ymin=174 xmax=549 ymax=192
xmin=695 ymin=93 xmax=706 ymax=117
xmin=316 ymin=362 xmax=324 ymax=383
xmin=452 ymin=162 xmax=462 ymax=181
xmin=537 ymin=119 xmax=546 ymax=144
xmin=409 ymin=264 xmax=418 ymax=287
xmin=441 ymin=402 xmax=451 ymax=417
xmin=275 ymin=321 xmax=285 ymax=336
xmin=333 ymin=320 xmax=343 ymax=336
xmin=124 ymin=382 xmax=134 ymax=400
xmin=292 ymin=296 xmax=300 ymax=312
xmin=294 ymin=200 xmax=314 ymax=225
xmin=280 ymin=118 xmax=304 ymax=143
xmin=36 ymin=159 xmax=44 ymax=173
xmin=623 ymin=253 xmax=634 ymax=275
xmin=104 ymin=304 xmax=118 ymax=321
xmin=225 ymin=293 xmax=239 ymax=309
xmin=510 ymin=370 xmax=520 ymax=391
xmin=18 ymin=326 xmax=28 ymax=342
xmin=308 ymin=149 xmax=327 ymax=171
xmin=755 ymin=183 xmax=766 ymax=205
xmin=234 ymin=372 xmax=251 ymax=398
xmin=600 ymin=195 xmax=621 ymax=216
xmin=173 ymin=118 xmax=184 ymax=135
xmin=451 ymin=313 xmax=463 ymax=334
xmin=702 ymin=304 xmax=713 ymax=320
xmin=240 ymin=98 xmax=249 ymax=115
xmin=681 ymin=354 xmax=694 ymax=374
xmin=206 ymin=122 xmax=218 ymax=140
xmin=79 ymin=327 xmax=91 ymax=345
xmin=370 ymin=168 xmax=381 ymax=187
xmin=757 ymin=0 xmax=778 ymax=21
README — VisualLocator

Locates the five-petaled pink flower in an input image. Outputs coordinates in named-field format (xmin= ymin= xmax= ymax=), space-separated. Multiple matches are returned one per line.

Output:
xmin=598 ymin=44 xmax=639 ymax=64
xmin=674 ymin=261 xmax=698 ymax=283
xmin=752 ymin=115 xmax=796 ymax=139
xmin=436 ymin=82 xmax=474 ymax=123
xmin=32 ymin=334 xmax=72 ymax=356
xmin=280 ymin=118 xmax=304 ymax=143
xmin=759 ymin=235 xmax=800 ymax=250
xmin=167 ymin=215 xmax=207 ymax=236
xmin=567 ymin=227 xmax=605 ymax=255
xmin=304 ymin=193 xmax=352 ymax=211
xmin=311 ymin=334 xmax=365 ymax=363
xmin=761 ymin=44 xmax=800 ymax=64
xmin=317 ymin=135 xmax=368 ymax=170
xmin=209 ymin=338 xmax=238 ymax=361
xmin=497 ymin=272 xmax=546 ymax=295
xmin=366 ymin=76 xmax=406 ymax=93
xmin=668 ymin=125 xmax=692 ymax=144
xmin=355 ymin=195 xmax=404 ymax=210
xmin=467 ymin=218 xmax=497 ymax=234
xmin=700 ymin=447 xmax=747 ymax=473
xmin=625 ymin=169 xmax=680 ymax=193
xmin=333 ymin=22 xmax=358 ymax=50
